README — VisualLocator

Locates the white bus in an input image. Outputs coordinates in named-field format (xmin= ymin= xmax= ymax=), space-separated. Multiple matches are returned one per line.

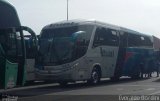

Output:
xmin=35 ymin=20 xmax=154 ymax=86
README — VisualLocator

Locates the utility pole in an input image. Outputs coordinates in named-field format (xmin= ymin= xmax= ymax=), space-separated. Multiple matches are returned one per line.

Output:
xmin=67 ymin=0 xmax=69 ymax=20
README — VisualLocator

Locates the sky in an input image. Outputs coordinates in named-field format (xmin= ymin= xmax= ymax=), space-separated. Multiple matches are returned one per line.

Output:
xmin=8 ymin=0 xmax=160 ymax=38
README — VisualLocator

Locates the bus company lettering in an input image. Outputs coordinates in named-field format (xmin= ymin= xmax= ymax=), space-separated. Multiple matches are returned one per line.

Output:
xmin=100 ymin=47 xmax=114 ymax=57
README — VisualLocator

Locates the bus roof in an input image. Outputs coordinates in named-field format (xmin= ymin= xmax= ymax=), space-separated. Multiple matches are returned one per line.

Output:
xmin=42 ymin=19 xmax=151 ymax=37
xmin=0 ymin=0 xmax=20 ymax=28
xmin=43 ymin=19 xmax=120 ymax=30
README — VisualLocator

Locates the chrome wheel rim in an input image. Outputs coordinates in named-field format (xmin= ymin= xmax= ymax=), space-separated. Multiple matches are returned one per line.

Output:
xmin=92 ymin=71 xmax=99 ymax=84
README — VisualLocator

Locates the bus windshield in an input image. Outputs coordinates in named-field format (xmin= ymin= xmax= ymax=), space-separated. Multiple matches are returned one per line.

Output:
xmin=38 ymin=25 xmax=94 ymax=65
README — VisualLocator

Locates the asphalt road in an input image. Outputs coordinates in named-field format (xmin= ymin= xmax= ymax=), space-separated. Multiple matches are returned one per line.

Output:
xmin=1 ymin=73 xmax=160 ymax=101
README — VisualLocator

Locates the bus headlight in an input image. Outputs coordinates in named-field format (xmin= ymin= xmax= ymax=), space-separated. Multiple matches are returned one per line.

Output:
xmin=71 ymin=63 xmax=79 ymax=69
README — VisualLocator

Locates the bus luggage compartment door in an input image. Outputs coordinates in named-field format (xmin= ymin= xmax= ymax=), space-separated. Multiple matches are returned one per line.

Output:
xmin=0 ymin=60 xmax=18 ymax=89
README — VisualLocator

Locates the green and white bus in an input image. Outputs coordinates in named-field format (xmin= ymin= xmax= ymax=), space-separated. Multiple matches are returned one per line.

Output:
xmin=0 ymin=1 xmax=37 ymax=88
xmin=36 ymin=20 xmax=154 ymax=86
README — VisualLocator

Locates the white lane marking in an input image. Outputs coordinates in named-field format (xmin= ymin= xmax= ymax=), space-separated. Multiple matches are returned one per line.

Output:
xmin=146 ymin=88 xmax=156 ymax=91
xmin=116 ymin=84 xmax=160 ymax=88
xmin=150 ymin=91 xmax=160 ymax=95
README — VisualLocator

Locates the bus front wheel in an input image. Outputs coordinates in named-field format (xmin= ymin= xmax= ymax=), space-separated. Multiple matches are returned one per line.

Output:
xmin=87 ymin=68 xmax=101 ymax=85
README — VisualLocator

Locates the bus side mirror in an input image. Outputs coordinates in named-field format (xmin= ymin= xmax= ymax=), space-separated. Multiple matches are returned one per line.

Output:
xmin=72 ymin=31 xmax=86 ymax=44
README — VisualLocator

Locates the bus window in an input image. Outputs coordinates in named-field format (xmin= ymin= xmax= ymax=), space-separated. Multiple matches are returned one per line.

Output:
xmin=142 ymin=36 xmax=153 ymax=47
xmin=6 ymin=32 xmax=17 ymax=63
xmin=93 ymin=27 xmax=119 ymax=47
xmin=24 ymin=35 xmax=36 ymax=59
xmin=16 ymin=32 xmax=23 ymax=57
xmin=128 ymin=34 xmax=140 ymax=47
xmin=128 ymin=34 xmax=153 ymax=48
xmin=0 ymin=32 xmax=7 ymax=52
xmin=0 ymin=31 xmax=17 ymax=63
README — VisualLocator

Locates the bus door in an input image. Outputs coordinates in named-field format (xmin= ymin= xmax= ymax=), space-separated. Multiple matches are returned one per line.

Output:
xmin=22 ymin=26 xmax=38 ymax=82
xmin=92 ymin=27 xmax=119 ymax=77
xmin=16 ymin=26 xmax=37 ymax=85
xmin=113 ymin=31 xmax=128 ymax=77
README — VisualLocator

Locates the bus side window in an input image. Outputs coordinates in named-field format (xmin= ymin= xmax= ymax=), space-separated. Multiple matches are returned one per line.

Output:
xmin=106 ymin=29 xmax=119 ymax=46
xmin=142 ymin=36 xmax=153 ymax=47
xmin=93 ymin=27 xmax=119 ymax=47
xmin=93 ymin=27 xmax=106 ymax=47
xmin=6 ymin=32 xmax=17 ymax=63
xmin=128 ymin=34 xmax=142 ymax=47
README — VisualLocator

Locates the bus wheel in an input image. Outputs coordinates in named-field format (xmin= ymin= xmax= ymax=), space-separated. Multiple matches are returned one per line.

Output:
xmin=59 ymin=81 xmax=68 ymax=87
xmin=88 ymin=68 xmax=101 ymax=85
